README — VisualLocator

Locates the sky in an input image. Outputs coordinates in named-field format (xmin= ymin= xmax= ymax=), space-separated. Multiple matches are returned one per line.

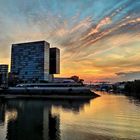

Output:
xmin=0 ymin=0 xmax=140 ymax=83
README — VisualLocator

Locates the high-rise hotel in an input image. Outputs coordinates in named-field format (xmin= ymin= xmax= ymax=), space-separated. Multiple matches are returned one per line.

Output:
xmin=11 ymin=41 xmax=60 ymax=82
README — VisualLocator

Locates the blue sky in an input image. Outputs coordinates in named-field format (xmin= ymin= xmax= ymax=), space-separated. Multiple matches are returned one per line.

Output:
xmin=0 ymin=0 xmax=140 ymax=82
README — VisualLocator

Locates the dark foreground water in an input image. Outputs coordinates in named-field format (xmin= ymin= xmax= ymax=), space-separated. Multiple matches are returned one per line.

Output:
xmin=0 ymin=92 xmax=140 ymax=140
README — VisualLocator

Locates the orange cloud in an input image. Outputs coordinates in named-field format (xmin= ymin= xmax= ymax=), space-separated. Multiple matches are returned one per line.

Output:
xmin=87 ymin=17 xmax=111 ymax=36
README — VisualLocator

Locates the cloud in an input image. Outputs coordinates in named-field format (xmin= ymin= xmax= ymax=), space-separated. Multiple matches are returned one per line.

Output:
xmin=115 ymin=71 xmax=140 ymax=81
xmin=116 ymin=71 xmax=140 ymax=76
xmin=0 ymin=0 xmax=140 ymax=82
xmin=87 ymin=17 xmax=111 ymax=36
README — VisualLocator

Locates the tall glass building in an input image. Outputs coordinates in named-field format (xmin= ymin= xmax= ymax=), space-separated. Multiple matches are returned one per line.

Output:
xmin=11 ymin=41 xmax=51 ymax=82
xmin=50 ymin=48 xmax=60 ymax=74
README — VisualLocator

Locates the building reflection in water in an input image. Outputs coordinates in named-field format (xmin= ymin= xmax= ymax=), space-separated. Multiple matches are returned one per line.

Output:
xmin=0 ymin=99 xmax=91 ymax=140
xmin=0 ymin=103 xmax=5 ymax=125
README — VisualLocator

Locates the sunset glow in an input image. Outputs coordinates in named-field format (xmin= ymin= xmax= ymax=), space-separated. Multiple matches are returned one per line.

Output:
xmin=0 ymin=0 xmax=140 ymax=82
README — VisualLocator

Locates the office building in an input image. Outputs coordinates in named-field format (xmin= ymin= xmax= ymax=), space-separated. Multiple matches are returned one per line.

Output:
xmin=0 ymin=65 xmax=8 ymax=84
xmin=50 ymin=48 xmax=60 ymax=74
xmin=11 ymin=41 xmax=60 ymax=82
xmin=11 ymin=41 xmax=50 ymax=82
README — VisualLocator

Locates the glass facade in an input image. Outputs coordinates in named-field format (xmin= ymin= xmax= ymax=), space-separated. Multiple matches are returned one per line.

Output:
xmin=11 ymin=41 xmax=50 ymax=82
xmin=49 ymin=48 xmax=60 ymax=74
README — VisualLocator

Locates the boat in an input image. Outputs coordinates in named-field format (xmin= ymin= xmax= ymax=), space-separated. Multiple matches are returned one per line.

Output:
xmin=0 ymin=83 xmax=100 ymax=99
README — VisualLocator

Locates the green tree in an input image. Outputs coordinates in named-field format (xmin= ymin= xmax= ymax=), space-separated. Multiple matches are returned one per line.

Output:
xmin=70 ymin=75 xmax=84 ymax=84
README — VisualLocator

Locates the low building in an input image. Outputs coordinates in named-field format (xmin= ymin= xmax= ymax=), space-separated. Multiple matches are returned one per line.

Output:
xmin=53 ymin=78 xmax=75 ymax=83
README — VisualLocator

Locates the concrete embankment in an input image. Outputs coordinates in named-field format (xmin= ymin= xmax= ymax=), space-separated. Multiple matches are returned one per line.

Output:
xmin=0 ymin=88 xmax=100 ymax=99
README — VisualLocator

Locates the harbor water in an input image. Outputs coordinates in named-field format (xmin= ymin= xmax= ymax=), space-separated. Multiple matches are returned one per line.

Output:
xmin=0 ymin=91 xmax=140 ymax=140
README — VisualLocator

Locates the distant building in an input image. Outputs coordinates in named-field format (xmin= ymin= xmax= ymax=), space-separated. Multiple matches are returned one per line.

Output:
xmin=0 ymin=65 xmax=8 ymax=85
xmin=8 ymin=72 xmax=21 ymax=86
xmin=54 ymin=78 xmax=75 ymax=83
xmin=115 ymin=82 xmax=125 ymax=91
xmin=11 ymin=41 xmax=60 ymax=83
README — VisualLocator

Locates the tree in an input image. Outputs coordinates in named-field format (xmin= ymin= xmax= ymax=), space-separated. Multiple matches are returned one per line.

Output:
xmin=70 ymin=76 xmax=79 ymax=83
xmin=70 ymin=75 xmax=84 ymax=84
